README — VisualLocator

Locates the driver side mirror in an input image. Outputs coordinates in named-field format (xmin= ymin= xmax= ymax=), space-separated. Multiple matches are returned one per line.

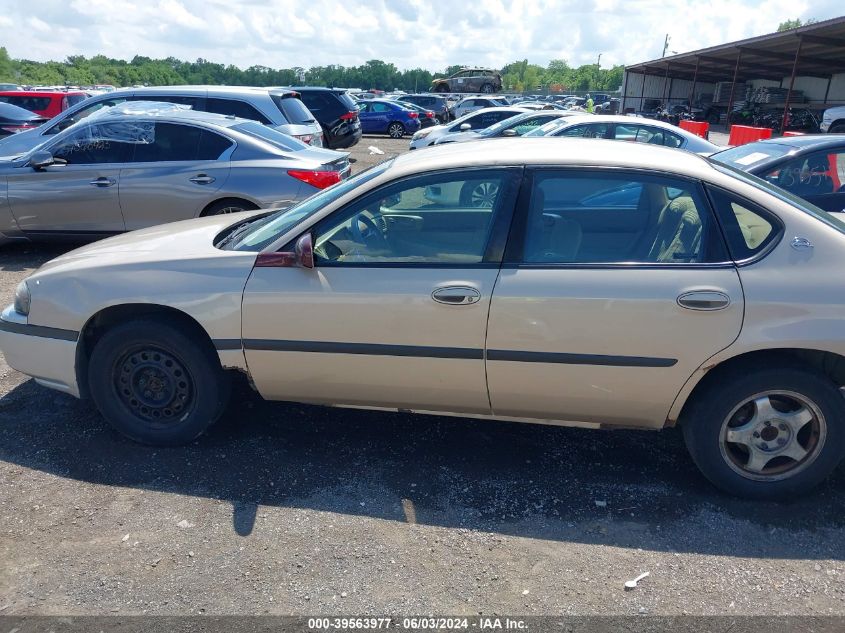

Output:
xmin=459 ymin=123 xmax=471 ymax=131
xmin=255 ymin=233 xmax=314 ymax=269
xmin=29 ymin=150 xmax=55 ymax=170
xmin=501 ymin=129 xmax=518 ymax=137
xmin=294 ymin=232 xmax=314 ymax=269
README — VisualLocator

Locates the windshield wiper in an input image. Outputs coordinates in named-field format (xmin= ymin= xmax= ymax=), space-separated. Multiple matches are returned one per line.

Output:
xmin=216 ymin=215 xmax=271 ymax=250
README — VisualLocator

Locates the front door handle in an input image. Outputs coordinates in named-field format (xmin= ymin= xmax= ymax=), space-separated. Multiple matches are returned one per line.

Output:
xmin=432 ymin=286 xmax=481 ymax=305
xmin=89 ymin=177 xmax=116 ymax=187
xmin=677 ymin=290 xmax=731 ymax=311
xmin=190 ymin=174 xmax=216 ymax=185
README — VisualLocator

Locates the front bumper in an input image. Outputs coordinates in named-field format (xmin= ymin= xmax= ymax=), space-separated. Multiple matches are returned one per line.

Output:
xmin=0 ymin=304 xmax=80 ymax=397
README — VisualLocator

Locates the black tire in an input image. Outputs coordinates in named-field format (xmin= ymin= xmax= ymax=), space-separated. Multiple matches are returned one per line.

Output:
xmin=830 ymin=123 xmax=845 ymax=134
xmin=203 ymin=198 xmax=258 ymax=216
xmin=88 ymin=318 xmax=231 ymax=446
xmin=387 ymin=122 xmax=405 ymax=139
xmin=481 ymin=83 xmax=494 ymax=94
xmin=682 ymin=364 xmax=845 ymax=500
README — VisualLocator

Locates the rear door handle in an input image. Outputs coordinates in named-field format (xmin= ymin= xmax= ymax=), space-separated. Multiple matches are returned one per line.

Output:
xmin=190 ymin=174 xmax=216 ymax=185
xmin=89 ymin=177 xmax=116 ymax=187
xmin=432 ymin=286 xmax=481 ymax=305
xmin=677 ymin=290 xmax=731 ymax=311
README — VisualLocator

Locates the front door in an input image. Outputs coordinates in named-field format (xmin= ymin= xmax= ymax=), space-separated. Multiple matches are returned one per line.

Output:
xmin=485 ymin=168 xmax=744 ymax=428
xmin=241 ymin=168 xmax=520 ymax=413
xmin=118 ymin=121 xmax=231 ymax=229
xmin=6 ymin=120 xmax=131 ymax=236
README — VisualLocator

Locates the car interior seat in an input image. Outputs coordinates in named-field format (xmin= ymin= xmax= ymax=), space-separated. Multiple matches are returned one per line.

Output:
xmin=523 ymin=188 xmax=583 ymax=262
xmin=646 ymin=195 xmax=702 ymax=263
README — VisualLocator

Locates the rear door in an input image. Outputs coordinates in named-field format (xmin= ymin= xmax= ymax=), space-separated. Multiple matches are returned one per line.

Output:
xmin=5 ymin=120 xmax=131 ymax=235
xmin=241 ymin=168 xmax=521 ymax=413
xmin=118 ymin=122 xmax=231 ymax=229
xmin=485 ymin=168 xmax=744 ymax=428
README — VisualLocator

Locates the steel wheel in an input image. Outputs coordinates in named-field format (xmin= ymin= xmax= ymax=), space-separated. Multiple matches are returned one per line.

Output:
xmin=113 ymin=345 xmax=195 ymax=427
xmin=719 ymin=390 xmax=826 ymax=482
xmin=388 ymin=122 xmax=405 ymax=138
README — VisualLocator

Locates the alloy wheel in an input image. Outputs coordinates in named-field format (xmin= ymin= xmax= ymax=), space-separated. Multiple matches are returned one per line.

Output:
xmin=719 ymin=390 xmax=827 ymax=481
xmin=468 ymin=182 xmax=499 ymax=208
xmin=388 ymin=123 xmax=404 ymax=138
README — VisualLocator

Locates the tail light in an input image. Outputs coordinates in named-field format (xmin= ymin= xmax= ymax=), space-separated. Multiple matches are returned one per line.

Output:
xmin=339 ymin=111 xmax=357 ymax=120
xmin=426 ymin=112 xmax=434 ymax=118
xmin=407 ymin=112 xmax=419 ymax=118
xmin=288 ymin=169 xmax=342 ymax=190
xmin=294 ymin=134 xmax=314 ymax=145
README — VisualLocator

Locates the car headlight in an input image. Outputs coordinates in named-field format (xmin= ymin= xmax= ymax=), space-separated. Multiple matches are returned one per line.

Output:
xmin=412 ymin=130 xmax=431 ymax=141
xmin=14 ymin=281 xmax=30 ymax=316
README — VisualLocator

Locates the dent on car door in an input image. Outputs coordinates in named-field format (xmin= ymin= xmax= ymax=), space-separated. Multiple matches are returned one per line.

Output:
xmin=485 ymin=169 xmax=744 ymax=428
xmin=240 ymin=168 xmax=522 ymax=413
xmin=6 ymin=121 xmax=130 ymax=235
xmin=118 ymin=122 xmax=230 ymax=229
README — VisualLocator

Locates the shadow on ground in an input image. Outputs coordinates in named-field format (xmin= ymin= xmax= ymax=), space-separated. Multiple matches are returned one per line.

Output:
xmin=2 ymin=376 xmax=844 ymax=561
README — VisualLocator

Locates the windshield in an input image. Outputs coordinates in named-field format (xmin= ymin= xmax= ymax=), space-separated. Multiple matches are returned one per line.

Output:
xmin=711 ymin=143 xmax=793 ymax=169
xmin=713 ymin=161 xmax=845 ymax=235
xmin=232 ymin=121 xmax=308 ymax=152
xmin=478 ymin=113 xmax=529 ymax=137
xmin=229 ymin=160 xmax=393 ymax=251
xmin=523 ymin=118 xmax=569 ymax=137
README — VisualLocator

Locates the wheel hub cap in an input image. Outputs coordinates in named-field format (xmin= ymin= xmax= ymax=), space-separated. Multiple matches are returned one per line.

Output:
xmin=115 ymin=348 xmax=193 ymax=423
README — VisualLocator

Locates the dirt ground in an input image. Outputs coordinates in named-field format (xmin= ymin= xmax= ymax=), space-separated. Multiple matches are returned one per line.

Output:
xmin=2 ymin=134 xmax=845 ymax=618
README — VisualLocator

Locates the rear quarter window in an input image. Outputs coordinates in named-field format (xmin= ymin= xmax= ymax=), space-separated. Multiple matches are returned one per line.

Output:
xmin=271 ymin=95 xmax=316 ymax=124
xmin=205 ymin=98 xmax=271 ymax=124
xmin=707 ymin=186 xmax=782 ymax=262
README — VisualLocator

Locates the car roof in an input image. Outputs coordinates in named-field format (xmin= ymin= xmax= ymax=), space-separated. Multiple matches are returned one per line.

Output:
xmin=109 ymin=85 xmax=297 ymax=97
xmin=88 ymin=103 xmax=254 ymax=129
xmin=285 ymin=86 xmax=348 ymax=94
xmin=736 ymin=134 xmax=845 ymax=151
xmin=0 ymin=90 xmax=86 ymax=97
xmin=391 ymin=137 xmax=712 ymax=176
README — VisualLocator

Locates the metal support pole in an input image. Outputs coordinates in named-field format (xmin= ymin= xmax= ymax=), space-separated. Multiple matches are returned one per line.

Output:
xmin=726 ymin=49 xmax=743 ymax=127
xmin=781 ymin=36 xmax=803 ymax=134
xmin=639 ymin=71 xmax=647 ymax=111
xmin=688 ymin=57 xmax=700 ymax=111
xmin=823 ymin=76 xmax=832 ymax=104
xmin=662 ymin=63 xmax=671 ymax=103
xmin=620 ymin=70 xmax=629 ymax=113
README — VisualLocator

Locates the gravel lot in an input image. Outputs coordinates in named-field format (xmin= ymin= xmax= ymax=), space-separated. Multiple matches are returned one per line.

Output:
xmin=2 ymin=133 xmax=845 ymax=618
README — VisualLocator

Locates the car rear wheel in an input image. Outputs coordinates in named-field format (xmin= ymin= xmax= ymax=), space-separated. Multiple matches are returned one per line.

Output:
xmin=435 ymin=84 xmax=449 ymax=93
xmin=481 ymin=83 xmax=494 ymax=94
xmin=387 ymin=122 xmax=405 ymax=139
xmin=682 ymin=365 xmax=845 ymax=500
xmin=203 ymin=198 xmax=258 ymax=216
xmin=830 ymin=123 xmax=845 ymax=134
xmin=88 ymin=318 xmax=231 ymax=446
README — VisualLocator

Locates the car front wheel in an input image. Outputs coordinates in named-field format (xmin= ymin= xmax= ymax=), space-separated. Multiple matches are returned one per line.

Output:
xmin=682 ymin=364 xmax=845 ymax=500
xmin=88 ymin=318 xmax=231 ymax=446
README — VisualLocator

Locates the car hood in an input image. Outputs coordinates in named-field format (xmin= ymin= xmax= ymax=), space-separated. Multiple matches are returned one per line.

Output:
xmin=37 ymin=210 xmax=266 ymax=273
xmin=436 ymin=131 xmax=482 ymax=144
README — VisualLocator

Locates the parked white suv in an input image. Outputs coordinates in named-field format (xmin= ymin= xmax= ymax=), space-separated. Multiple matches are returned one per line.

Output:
xmin=0 ymin=86 xmax=324 ymax=156
xmin=820 ymin=105 xmax=845 ymax=134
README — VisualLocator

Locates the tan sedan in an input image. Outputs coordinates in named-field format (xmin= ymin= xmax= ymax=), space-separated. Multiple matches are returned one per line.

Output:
xmin=2 ymin=138 xmax=845 ymax=500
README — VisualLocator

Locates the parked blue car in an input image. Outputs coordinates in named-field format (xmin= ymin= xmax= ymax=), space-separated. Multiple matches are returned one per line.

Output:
xmin=356 ymin=99 xmax=421 ymax=138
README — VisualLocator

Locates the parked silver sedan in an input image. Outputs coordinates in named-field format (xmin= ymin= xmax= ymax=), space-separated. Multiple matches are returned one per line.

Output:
xmin=0 ymin=104 xmax=350 ymax=245
xmin=2 ymin=138 xmax=845 ymax=500
xmin=524 ymin=114 xmax=720 ymax=155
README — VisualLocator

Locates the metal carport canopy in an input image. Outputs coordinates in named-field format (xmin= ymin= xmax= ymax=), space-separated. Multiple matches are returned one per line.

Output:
xmin=625 ymin=16 xmax=845 ymax=85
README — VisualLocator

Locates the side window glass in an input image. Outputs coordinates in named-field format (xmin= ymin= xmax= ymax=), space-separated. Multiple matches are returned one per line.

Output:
xmin=522 ymin=172 xmax=723 ymax=264
xmin=614 ymin=124 xmax=640 ymax=141
xmin=131 ymin=122 xmax=202 ymax=162
xmin=371 ymin=103 xmax=390 ymax=113
xmin=312 ymin=170 xmax=512 ymax=265
xmin=50 ymin=121 xmax=139 ymax=164
xmin=205 ymin=98 xmax=270 ymax=124
xmin=764 ymin=152 xmax=840 ymax=196
xmin=664 ymin=131 xmax=684 ymax=148
xmin=707 ymin=187 xmax=781 ymax=261
xmin=196 ymin=130 xmax=234 ymax=160
xmin=557 ymin=124 xmax=588 ymax=137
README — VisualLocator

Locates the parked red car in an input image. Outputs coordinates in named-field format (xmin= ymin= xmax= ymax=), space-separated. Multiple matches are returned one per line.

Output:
xmin=0 ymin=91 xmax=88 ymax=119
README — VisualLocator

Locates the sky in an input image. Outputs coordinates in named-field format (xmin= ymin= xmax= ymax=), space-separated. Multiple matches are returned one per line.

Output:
xmin=0 ymin=0 xmax=842 ymax=72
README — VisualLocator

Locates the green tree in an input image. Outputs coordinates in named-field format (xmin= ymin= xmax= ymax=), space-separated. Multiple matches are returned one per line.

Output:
xmin=777 ymin=18 xmax=817 ymax=31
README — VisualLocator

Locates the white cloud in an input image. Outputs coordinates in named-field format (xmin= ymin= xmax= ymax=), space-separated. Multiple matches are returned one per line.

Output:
xmin=2 ymin=0 xmax=842 ymax=72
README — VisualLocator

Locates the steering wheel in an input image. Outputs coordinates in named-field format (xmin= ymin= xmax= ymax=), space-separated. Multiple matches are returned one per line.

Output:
xmin=350 ymin=211 xmax=387 ymax=248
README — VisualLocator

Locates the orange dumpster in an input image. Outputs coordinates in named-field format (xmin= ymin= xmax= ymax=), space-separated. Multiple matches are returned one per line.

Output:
xmin=728 ymin=125 xmax=773 ymax=146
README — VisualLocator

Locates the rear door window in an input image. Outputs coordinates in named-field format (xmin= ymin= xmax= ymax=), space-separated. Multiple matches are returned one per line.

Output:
xmin=0 ymin=95 xmax=52 ymax=111
xmin=130 ymin=122 xmax=202 ymax=162
xmin=271 ymin=95 xmax=316 ymax=124
xmin=205 ymin=98 xmax=271 ymax=124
